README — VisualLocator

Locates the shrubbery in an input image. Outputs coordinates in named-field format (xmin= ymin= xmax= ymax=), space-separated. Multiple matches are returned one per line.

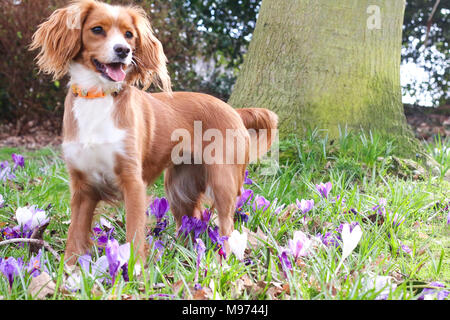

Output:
xmin=0 ymin=0 xmax=255 ymax=133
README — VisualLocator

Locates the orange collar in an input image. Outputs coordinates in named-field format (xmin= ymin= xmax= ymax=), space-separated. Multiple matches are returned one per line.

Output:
xmin=71 ymin=84 xmax=119 ymax=99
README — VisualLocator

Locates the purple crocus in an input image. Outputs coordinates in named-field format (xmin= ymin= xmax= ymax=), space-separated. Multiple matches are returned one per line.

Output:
xmin=317 ymin=222 xmax=360 ymax=249
xmin=278 ymin=250 xmax=292 ymax=277
xmin=194 ymin=238 xmax=206 ymax=281
xmin=442 ymin=200 xmax=450 ymax=225
xmin=26 ymin=249 xmax=47 ymax=277
xmin=296 ymin=199 xmax=314 ymax=214
xmin=236 ymin=188 xmax=254 ymax=210
xmin=418 ymin=282 xmax=450 ymax=300
xmin=78 ymin=254 xmax=109 ymax=283
xmin=0 ymin=164 xmax=15 ymax=182
xmin=317 ymin=231 xmax=340 ymax=248
xmin=244 ymin=170 xmax=253 ymax=185
xmin=1 ymin=226 xmax=22 ymax=240
xmin=192 ymin=217 xmax=208 ymax=239
xmin=177 ymin=216 xmax=207 ymax=239
xmin=330 ymin=195 xmax=346 ymax=205
xmin=11 ymin=153 xmax=25 ymax=171
xmin=271 ymin=198 xmax=285 ymax=215
xmin=148 ymin=197 xmax=169 ymax=222
xmin=91 ymin=224 xmax=115 ymax=252
xmin=391 ymin=213 xmax=405 ymax=227
xmin=372 ymin=198 xmax=387 ymax=216
xmin=0 ymin=194 xmax=4 ymax=208
xmin=148 ymin=236 xmax=165 ymax=261
xmin=400 ymin=244 xmax=412 ymax=256
xmin=288 ymin=231 xmax=311 ymax=259
xmin=153 ymin=219 xmax=168 ymax=237
xmin=0 ymin=257 xmax=23 ymax=289
xmin=178 ymin=215 xmax=195 ymax=238
xmin=207 ymin=226 xmax=228 ymax=258
xmin=202 ymin=209 xmax=212 ymax=223
xmin=316 ymin=182 xmax=332 ymax=199
xmin=236 ymin=210 xmax=250 ymax=223
xmin=0 ymin=161 xmax=8 ymax=169
xmin=105 ymin=239 xmax=130 ymax=284
xmin=252 ymin=195 xmax=271 ymax=212
xmin=336 ymin=221 xmax=360 ymax=233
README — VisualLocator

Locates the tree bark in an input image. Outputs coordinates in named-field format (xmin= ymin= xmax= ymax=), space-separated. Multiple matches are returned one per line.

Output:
xmin=229 ymin=0 xmax=417 ymax=154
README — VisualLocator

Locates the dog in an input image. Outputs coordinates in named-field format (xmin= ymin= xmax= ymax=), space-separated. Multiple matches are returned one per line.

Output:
xmin=30 ymin=0 xmax=278 ymax=264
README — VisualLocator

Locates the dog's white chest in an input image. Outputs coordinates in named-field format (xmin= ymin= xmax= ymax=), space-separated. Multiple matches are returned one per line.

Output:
xmin=62 ymin=95 xmax=126 ymax=186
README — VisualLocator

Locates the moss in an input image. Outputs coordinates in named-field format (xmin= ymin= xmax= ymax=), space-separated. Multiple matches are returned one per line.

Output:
xmin=230 ymin=0 xmax=418 ymax=157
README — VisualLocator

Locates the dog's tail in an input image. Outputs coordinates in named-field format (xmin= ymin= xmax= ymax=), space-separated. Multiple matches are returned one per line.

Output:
xmin=236 ymin=108 xmax=278 ymax=162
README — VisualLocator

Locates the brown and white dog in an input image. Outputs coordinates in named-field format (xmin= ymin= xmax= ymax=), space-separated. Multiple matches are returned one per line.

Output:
xmin=30 ymin=0 xmax=277 ymax=264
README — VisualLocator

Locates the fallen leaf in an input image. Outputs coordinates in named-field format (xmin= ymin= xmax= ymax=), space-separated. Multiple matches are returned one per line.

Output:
xmin=266 ymin=286 xmax=282 ymax=300
xmin=366 ymin=213 xmax=385 ymax=226
xmin=232 ymin=278 xmax=246 ymax=299
xmin=241 ymin=274 xmax=253 ymax=290
xmin=193 ymin=286 xmax=213 ymax=300
xmin=28 ymin=272 xmax=56 ymax=299
xmin=282 ymin=283 xmax=290 ymax=295
xmin=295 ymin=258 xmax=306 ymax=268
xmin=417 ymin=244 xmax=430 ymax=256
xmin=244 ymin=226 xmax=268 ymax=250
xmin=172 ymin=280 xmax=184 ymax=296
xmin=254 ymin=280 xmax=267 ymax=296
xmin=418 ymin=232 xmax=428 ymax=239
xmin=265 ymin=282 xmax=289 ymax=300
xmin=278 ymin=204 xmax=298 ymax=223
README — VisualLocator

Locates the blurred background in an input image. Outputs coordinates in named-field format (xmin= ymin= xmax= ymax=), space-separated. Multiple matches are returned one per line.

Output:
xmin=0 ymin=0 xmax=448 ymax=147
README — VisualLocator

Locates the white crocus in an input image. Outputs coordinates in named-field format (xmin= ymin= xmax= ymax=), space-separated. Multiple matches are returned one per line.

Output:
xmin=334 ymin=224 xmax=363 ymax=276
xmin=31 ymin=209 xmax=48 ymax=229
xmin=228 ymin=230 xmax=248 ymax=261
xmin=341 ymin=223 xmax=362 ymax=261
xmin=99 ymin=216 xmax=113 ymax=229
xmin=15 ymin=207 xmax=34 ymax=227
xmin=16 ymin=206 xmax=48 ymax=229
xmin=362 ymin=272 xmax=397 ymax=300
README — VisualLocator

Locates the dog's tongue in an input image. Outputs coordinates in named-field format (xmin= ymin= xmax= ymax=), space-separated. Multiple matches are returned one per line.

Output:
xmin=105 ymin=63 xmax=126 ymax=82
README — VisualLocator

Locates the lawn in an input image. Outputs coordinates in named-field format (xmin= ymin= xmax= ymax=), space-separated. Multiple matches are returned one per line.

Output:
xmin=0 ymin=130 xmax=448 ymax=300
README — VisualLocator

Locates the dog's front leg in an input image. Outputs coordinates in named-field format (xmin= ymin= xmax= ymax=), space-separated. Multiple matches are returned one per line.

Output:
xmin=120 ymin=175 xmax=148 ymax=262
xmin=65 ymin=172 xmax=99 ymax=265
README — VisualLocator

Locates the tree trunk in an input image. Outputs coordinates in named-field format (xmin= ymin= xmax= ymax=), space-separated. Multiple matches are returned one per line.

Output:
xmin=229 ymin=0 xmax=418 ymax=154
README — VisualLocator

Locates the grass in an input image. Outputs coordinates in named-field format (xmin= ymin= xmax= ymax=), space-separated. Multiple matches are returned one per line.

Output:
xmin=0 ymin=130 xmax=449 ymax=300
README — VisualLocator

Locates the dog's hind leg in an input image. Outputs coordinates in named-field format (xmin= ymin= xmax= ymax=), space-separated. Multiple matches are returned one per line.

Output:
xmin=208 ymin=164 xmax=244 ymax=257
xmin=164 ymin=164 xmax=206 ymax=232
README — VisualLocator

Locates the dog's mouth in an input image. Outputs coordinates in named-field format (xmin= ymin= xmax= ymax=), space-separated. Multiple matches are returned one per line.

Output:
xmin=92 ymin=59 xmax=127 ymax=82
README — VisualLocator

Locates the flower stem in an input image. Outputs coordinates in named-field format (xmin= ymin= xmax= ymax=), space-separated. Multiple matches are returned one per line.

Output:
xmin=0 ymin=238 xmax=60 ymax=261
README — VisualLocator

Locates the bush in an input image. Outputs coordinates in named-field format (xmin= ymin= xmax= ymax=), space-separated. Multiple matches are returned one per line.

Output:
xmin=0 ymin=0 xmax=254 ymax=134
xmin=0 ymin=0 xmax=67 ymax=134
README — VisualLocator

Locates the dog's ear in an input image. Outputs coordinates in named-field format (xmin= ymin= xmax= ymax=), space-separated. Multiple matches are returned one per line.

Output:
xmin=128 ymin=7 xmax=171 ymax=92
xmin=30 ymin=1 xmax=94 ymax=80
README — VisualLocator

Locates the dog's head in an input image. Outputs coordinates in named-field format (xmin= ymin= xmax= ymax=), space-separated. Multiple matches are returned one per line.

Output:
xmin=30 ymin=0 xmax=171 ymax=91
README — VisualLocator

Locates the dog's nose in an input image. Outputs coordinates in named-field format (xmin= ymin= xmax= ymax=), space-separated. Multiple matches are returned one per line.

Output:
xmin=114 ymin=44 xmax=130 ymax=59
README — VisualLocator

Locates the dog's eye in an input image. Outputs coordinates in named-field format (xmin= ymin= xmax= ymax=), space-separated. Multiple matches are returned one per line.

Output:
xmin=125 ymin=31 xmax=133 ymax=39
xmin=91 ymin=26 xmax=104 ymax=34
